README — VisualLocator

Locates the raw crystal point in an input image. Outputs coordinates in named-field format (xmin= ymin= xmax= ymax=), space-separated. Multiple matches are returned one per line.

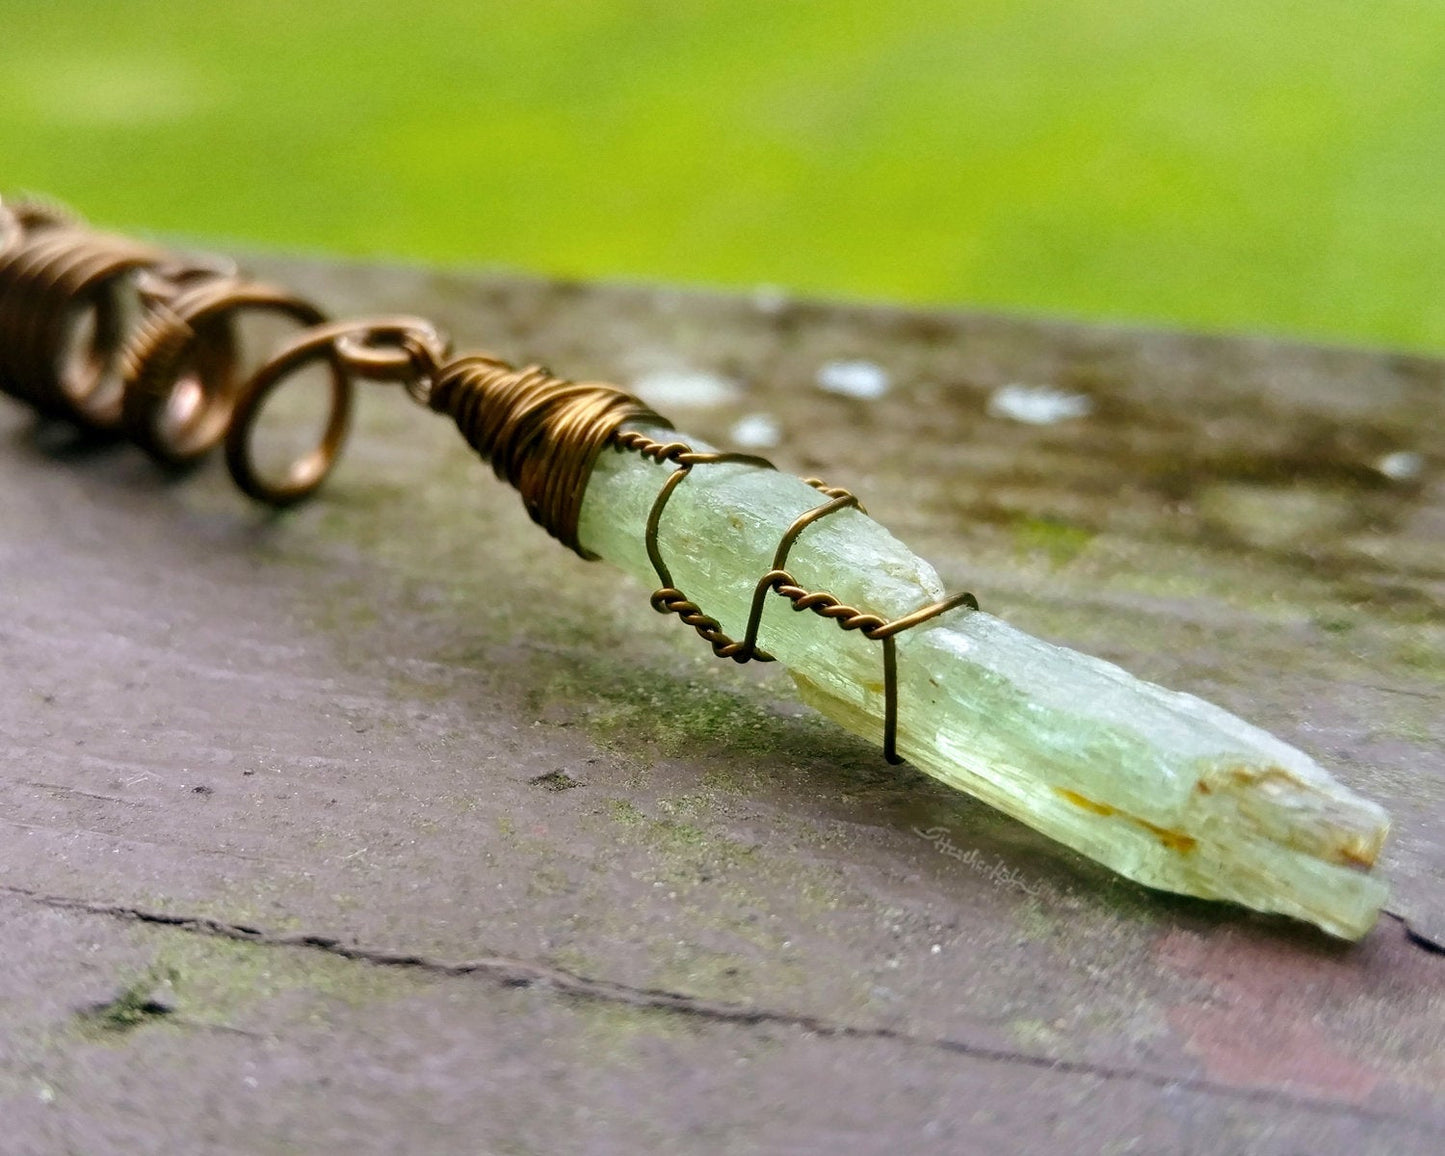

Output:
xmin=577 ymin=425 xmax=1391 ymax=940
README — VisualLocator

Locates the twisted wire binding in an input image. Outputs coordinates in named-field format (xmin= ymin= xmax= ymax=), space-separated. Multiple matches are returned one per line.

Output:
xmin=0 ymin=198 xmax=979 ymax=766
xmin=613 ymin=430 xmax=979 ymax=763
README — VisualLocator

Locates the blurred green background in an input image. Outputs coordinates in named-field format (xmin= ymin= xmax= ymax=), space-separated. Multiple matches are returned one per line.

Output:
xmin=3 ymin=1 xmax=1444 ymax=351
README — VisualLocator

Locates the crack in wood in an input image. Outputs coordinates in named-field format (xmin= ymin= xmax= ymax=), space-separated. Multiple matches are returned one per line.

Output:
xmin=3 ymin=883 xmax=1436 ymax=1129
xmin=1385 ymin=908 xmax=1445 ymax=954
xmin=21 ymin=780 xmax=150 ymax=808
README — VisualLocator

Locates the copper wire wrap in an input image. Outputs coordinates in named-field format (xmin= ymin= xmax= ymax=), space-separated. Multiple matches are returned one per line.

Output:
xmin=0 ymin=199 xmax=980 ymax=766
xmin=426 ymin=356 xmax=666 ymax=556
xmin=0 ymin=206 xmax=164 ymax=428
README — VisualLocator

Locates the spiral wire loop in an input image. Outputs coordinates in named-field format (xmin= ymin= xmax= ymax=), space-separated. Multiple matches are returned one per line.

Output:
xmin=0 ymin=199 xmax=980 ymax=765
xmin=122 ymin=275 xmax=329 ymax=466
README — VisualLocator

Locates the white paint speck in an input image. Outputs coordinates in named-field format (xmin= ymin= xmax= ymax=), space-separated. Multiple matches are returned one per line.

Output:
xmin=729 ymin=413 xmax=781 ymax=449
xmin=631 ymin=368 xmax=742 ymax=409
xmin=1376 ymin=450 xmax=1423 ymax=481
xmin=752 ymin=284 xmax=790 ymax=315
xmin=987 ymin=384 xmax=1093 ymax=425
xmin=816 ymin=359 xmax=890 ymax=400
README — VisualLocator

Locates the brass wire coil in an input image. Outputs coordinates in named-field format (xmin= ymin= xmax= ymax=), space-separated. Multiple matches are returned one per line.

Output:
xmin=0 ymin=210 xmax=163 ymax=428
xmin=0 ymin=199 xmax=980 ymax=767
xmin=426 ymin=355 xmax=666 ymax=556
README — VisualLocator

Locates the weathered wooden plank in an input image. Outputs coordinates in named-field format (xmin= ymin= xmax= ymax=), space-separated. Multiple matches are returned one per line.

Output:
xmin=1 ymin=256 xmax=1440 ymax=1152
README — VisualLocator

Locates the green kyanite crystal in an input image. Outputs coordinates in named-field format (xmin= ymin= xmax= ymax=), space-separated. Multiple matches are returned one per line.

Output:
xmin=576 ymin=425 xmax=1390 ymax=940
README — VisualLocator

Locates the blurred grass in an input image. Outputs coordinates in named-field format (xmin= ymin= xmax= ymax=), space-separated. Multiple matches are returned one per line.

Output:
xmin=2 ymin=1 xmax=1444 ymax=351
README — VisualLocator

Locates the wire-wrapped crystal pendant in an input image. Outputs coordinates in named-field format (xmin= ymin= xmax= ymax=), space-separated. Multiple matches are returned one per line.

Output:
xmin=0 ymin=199 xmax=1391 ymax=939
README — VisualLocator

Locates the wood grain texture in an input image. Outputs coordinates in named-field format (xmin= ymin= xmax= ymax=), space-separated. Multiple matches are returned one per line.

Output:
xmin=1 ymin=257 xmax=1440 ymax=1154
